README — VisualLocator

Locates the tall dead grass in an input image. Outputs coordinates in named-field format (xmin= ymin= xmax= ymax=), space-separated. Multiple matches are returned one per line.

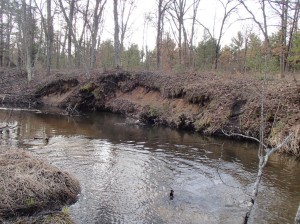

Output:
xmin=1 ymin=211 xmax=74 ymax=224
xmin=0 ymin=148 xmax=80 ymax=219
xmin=275 ymin=125 xmax=300 ymax=157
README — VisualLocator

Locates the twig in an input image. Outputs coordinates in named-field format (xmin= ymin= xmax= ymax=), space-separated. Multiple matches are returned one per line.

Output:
xmin=222 ymin=129 xmax=268 ymax=149
xmin=266 ymin=134 xmax=293 ymax=156
xmin=216 ymin=143 xmax=250 ymax=196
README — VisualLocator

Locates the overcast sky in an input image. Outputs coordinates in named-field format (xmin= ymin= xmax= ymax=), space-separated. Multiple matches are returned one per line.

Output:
xmin=48 ymin=0 xmax=278 ymax=51
xmin=99 ymin=0 xmax=274 ymax=51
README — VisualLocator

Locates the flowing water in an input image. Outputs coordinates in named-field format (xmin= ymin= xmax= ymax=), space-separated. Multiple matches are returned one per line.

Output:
xmin=0 ymin=108 xmax=299 ymax=224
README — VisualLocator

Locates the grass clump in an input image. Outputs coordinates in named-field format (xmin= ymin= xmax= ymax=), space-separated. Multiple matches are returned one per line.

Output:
xmin=4 ymin=211 xmax=75 ymax=224
xmin=0 ymin=148 xmax=81 ymax=219
xmin=80 ymin=82 xmax=96 ymax=92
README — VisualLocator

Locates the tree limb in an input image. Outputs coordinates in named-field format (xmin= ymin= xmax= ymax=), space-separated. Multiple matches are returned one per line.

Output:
xmin=222 ymin=129 xmax=268 ymax=149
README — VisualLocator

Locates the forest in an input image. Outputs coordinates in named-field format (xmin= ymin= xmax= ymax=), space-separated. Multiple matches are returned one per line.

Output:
xmin=0 ymin=0 xmax=300 ymax=80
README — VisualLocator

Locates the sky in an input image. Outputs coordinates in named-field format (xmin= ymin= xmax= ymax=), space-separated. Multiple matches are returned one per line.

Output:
xmin=45 ymin=0 xmax=279 ymax=52
xmin=99 ymin=0 xmax=274 ymax=51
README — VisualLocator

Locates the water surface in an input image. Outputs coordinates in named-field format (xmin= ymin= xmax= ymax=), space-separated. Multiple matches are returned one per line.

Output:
xmin=0 ymin=109 xmax=299 ymax=223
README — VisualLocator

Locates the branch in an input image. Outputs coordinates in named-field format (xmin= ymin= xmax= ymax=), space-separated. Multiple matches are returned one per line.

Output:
xmin=239 ymin=0 xmax=267 ymax=37
xmin=222 ymin=129 xmax=268 ymax=149
xmin=267 ymin=134 xmax=293 ymax=156
xmin=216 ymin=143 xmax=250 ymax=196
xmin=195 ymin=19 xmax=214 ymax=39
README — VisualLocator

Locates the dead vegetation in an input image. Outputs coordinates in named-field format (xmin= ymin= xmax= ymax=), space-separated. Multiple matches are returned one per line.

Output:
xmin=0 ymin=148 xmax=80 ymax=220
xmin=0 ymin=68 xmax=299 ymax=156
xmin=2 ymin=210 xmax=75 ymax=224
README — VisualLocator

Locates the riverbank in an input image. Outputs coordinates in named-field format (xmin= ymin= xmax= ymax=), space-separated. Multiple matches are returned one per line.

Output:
xmin=0 ymin=147 xmax=80 ymax=223
xmin=0 ymin=68 xmax=299 ymax=156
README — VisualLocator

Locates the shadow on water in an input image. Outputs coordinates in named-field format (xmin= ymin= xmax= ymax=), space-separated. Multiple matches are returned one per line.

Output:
xmin=0 ymin=109 xmax=300 ymax=223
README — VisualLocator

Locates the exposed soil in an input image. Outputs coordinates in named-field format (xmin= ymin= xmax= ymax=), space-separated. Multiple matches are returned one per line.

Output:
xmin=0 ymin=68 xmax=299 ymax=156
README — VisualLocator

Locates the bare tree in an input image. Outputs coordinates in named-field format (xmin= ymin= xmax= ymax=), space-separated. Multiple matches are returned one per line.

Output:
xmin=239 ymin=0 xmax=272 ymax=55
xmin=20 ymin=0 xmax=36 ymax=81
xmin=195 ymin=0 xmax=239 ymax=70
xmin=3 ymin=1 xmax=15 ymax=67
xmin=33 ymin=0 xmax=53 ymax=76
xmin=119 ymin=0 xmax=136 ymax=56
xmin=241 ymin=0 xmax=300 ymax=77
xmin=114 ymin=0 xmax=121 ymax=68
xmin=169 ymin=0 xmax=187 ymax=66
xmin=156 ymin=0 xmax=171 ymax=70
xmin=46 ymin=0 xmax=53 ymax=75
xmin=269 ymin=0 xmax=300 ymax=76
xmin=285 ymin=1 xmax=300 ymax=73
xmin=67 ymin=0 xmax=75 ymax=67
xmin=58 ymin=0 xmax=90 ymax=75
xmin=224 ymin=55 xmax=294 ymax=223
xmin=214 ymin=0 xmax=240 ymax=69
xmin=188 ymin=0 xmax=201 ymax=68
xmin=90 ymin=0 xmax=107 ymax=68
xmin=0 ymin=0 xmax=4 ymax=67
xmin=74 ymin=0 xmax=89 ymax=68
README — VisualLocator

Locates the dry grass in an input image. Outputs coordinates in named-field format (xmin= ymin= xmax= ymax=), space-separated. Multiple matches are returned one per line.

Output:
xmin=0 ymin=148 xmax=80 ymax=219
xmin=2 ymin=211 xmax=75 ymax=224
xmin=275 ymin=124 xmax=300 ymax=157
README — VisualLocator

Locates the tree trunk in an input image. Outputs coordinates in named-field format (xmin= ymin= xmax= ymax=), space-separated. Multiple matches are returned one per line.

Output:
xmin=91 ymin=0 xmax=99 ymax=68
xmin=189 ymin=0 xmax=200 ymax=69
xmin=22 ymin=0 xmax=34 ymax=81
xmin=183 ymin=24 xmax=188 ymax=67
xmin=91 ymin=0 xmax=106 ymax=68
xmin=6 ymin=4 xmax=13 ymax=67
xmin=178 ymin=12 xmax=182 ymax=66
xmin=58 ymin=0 xmax=90 ymax=76
xmin=156 ymin=0 xmax=163 ymax=70
xmin=285 ymin=0 xmax=300 ymax=73
xmin=67 ymin=0 xmax=75 ymax=67
xmin=46 ymin=0 xmax=53 ymax=75
xmin=262 ymin=0 xmax=271 ymax=56
xmin=280 ymin=0 xmax=288 ymax=78
xmin=0 ymin=0 xmax=4 ymax=67
xmin=243 ymin=37 xmax=248 ymax=73
xmin=113 ymin=0 xmax=120 ymax=68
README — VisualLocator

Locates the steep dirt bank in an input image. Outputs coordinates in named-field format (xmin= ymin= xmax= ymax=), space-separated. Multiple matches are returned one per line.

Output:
xmin=0 ymin=68 xmax=299 ymax=156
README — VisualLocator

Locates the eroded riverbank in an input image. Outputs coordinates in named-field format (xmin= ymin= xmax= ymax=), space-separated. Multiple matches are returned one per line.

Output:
xmin=1 ymin=68 xmax=298 ymax=156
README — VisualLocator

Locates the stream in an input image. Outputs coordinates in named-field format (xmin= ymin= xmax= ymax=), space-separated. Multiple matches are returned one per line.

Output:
xmin=0 ymin=108 xmax=299 ymax=224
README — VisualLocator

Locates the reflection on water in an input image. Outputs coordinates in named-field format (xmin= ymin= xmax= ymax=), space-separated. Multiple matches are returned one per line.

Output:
xmin=0 ymin=108 xmax=300 ymax=224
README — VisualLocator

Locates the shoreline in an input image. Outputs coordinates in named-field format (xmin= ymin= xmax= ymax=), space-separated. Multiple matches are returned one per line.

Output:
xmin=0 ymin=68 xmax=299 ymax=157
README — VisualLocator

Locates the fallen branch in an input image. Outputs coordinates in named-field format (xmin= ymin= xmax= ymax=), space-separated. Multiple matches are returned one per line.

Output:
xmin=216 ymin=143 xmax=247 ymax=190
xmin=244 ymin=133 xmax=293 ymax=224
xmin=222 ymin=129 xmax=268 ymax=149
xmin=65 ymin=103 xmax=79 ymax=116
